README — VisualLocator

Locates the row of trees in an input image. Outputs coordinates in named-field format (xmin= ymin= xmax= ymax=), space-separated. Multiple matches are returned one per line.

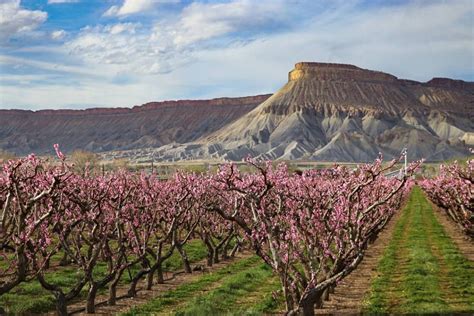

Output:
xmin=0 ymin=146 xmax=418 ymax=315
xmin=0 ymin=149 xmax=130 ymax=175
xmin=421 ymin=157 xmax=473 ymax=238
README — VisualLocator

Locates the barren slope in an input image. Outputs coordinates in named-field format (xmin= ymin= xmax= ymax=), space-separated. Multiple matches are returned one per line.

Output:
xmin=122 ymin=62 xmax=472 ymax=162
xmin=2 ymin=62 xmax=472 ymax=162
xmin=0 ymin=95 xmax=270 ymax=155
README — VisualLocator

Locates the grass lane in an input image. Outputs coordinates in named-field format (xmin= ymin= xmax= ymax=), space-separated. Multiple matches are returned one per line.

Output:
xmin=230 ymin=273 xmax=283 ymax=315
xmin=364 ymin=186 xmax=474 ymax=314
xmin=122 ymin=255 xmax=263 ymax=315
xmin=362 ymin=194 xmax=412 ymax=312
xmin=400 ymin=189 xmax=447 ymax=313
xmin=173 ymin=263 xmax=281 ymax=316
xmin=423 ymin=196 xmax=474 ymax=312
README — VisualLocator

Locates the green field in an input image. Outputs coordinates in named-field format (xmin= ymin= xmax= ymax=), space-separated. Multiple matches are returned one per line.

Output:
xmin=364 ymin=187 xmax=474 ymax=314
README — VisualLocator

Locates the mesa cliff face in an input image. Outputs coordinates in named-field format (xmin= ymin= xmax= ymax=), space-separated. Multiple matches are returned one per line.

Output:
xmin=0 ymin=95 xmax=270 ymax=155
xmin=1 ymin=62 xmax=472 ymax=162
xmin=113 ymin=62 xmax=472 ymax=162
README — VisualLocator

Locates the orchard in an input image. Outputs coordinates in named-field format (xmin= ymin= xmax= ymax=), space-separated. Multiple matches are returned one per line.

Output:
xmin=421 ymin=158 xmax=473 ymax=238
xmin=2 ymin=146 xmax=473 ymax=315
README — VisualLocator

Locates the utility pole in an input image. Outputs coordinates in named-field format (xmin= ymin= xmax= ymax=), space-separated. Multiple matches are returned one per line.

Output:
xmin=402 ymin=147 xmax=407 ymax=176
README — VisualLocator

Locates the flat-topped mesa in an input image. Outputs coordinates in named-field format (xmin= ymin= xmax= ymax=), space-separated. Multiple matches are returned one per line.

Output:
xmin=426 ymin=77 xmax=474 ymax=90
xmin=0 ymin=95 xmax=271 ymax=116
xmin=288 ymin=62 xmax=398 ymax=83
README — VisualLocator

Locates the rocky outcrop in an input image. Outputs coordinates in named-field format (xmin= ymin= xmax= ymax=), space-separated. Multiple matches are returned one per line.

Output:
xmin=288 ymin=62 xmax=398 ymax=83
xmin=108 ymin=62 xmax=472 ymax=163
xmin=425 ymin=78 xmax=474 ymax=90
xmin=0 ymin=95 xmax=270 ymax=155
xmin=1 ymin=62 xmax=472 ymax=162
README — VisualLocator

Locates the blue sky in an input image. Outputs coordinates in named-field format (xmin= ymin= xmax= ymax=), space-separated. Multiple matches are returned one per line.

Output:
xmin=0 ymin=0 xmax=473 ymax=110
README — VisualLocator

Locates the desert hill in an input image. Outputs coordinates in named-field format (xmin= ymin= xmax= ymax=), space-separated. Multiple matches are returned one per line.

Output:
xmin=1 ymin=62 xmax=472 ymax=162
xmin=113 ymin=62 xmax=472 ymax=162
xmin=0 ymin=95 xmax=269 ymax=156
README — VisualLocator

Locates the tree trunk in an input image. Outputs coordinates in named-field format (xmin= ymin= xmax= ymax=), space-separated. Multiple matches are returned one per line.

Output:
xmin=157 ymin=264 xmax=164 ymax=284
xmin=44 ymin=256 xmax=50 ymax=270
xmin=59 ymin=252 xmax=70 ymax=266
xmin=127 ymin=259 xmax=150 ymax=297
xmin=108 ymin=267 xmax=126 ymax=306
xmin=207 ymin=252 xmax=214 ymax=266
xmin=203 ymin=237 xmax=214 ymax=267
xmin=301 ymin=298 xmax=316 ymax=316
xmin=222 ymin=235 xmax=234 ymax=260
xmin=283 ymin=285 xmax=294 ymax=313
xmin=222 ymin=246 xmax=229 ymax=260
xmin=176 ymin=244 xmax=192 ymax=273
xmin=314 ymin=294 xmax=323 ymax=309
xmin=146 ymin=268 xmax=154 ymax=290
xmin=329 ymin=284 xmax=335 ymax=294
xmin=108 ymin=283 xmax=117 ymax=306
xmin=54 ymin=291 xmax=68 ymax=316
xmin=86 ymin=282 xmax=99 ymax=313
xmin=322 ymin=287 xmax=330 ymax=301
xmin=127 ymin=277 xmax=139 ymax=297
xmin=230 ymin=242 xmax=239 ymax=257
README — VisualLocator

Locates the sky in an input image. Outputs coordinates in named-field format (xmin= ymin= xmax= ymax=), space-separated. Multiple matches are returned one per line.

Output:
xmin=0 ymin=0 xmax=473 ymax=110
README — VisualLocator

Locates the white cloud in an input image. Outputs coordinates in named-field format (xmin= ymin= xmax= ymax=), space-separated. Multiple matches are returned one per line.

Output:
xmin=76 ymin=0 xmax=291 ymax=74
xmin=103 ymin=6 xmax=120 ymax=17
xmin=168 ymin=0 xmax=288 ymax=47
xmin=2 ymin=0 xmax=473 ymax=110
xmin=117 ymin=0 xmax=156 ymax=15
xmin=48 ymin=0 xmax=80 ymax=4
xmin=51 ymin=29 xmax=66 ymax=40
xmin=103 ymin=0 xmax=179 ymax=17
xmin=0 ymin=0 xmax=47 ymax=42
xmin=108 ymin=23 xmax=137 ymax=35
xmin=64 ymin=23 xmax=179 ymax=73
xmin=0 ymin=55 xmax=104 ymax=78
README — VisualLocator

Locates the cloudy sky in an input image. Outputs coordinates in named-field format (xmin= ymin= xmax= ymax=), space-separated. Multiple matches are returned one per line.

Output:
xmin=0 ymin=0 xmax=473 ymax=110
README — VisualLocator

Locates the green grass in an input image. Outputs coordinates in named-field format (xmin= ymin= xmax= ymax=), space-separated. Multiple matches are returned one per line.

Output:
xmin=0 ymin=266 xmax=84 ymax=314
xmin=174 ymin=263 xmax=278 ymax=316
xmin=0 ymin=239 xmax=208 ymax=314
xmin=363 ymin=195 xmax=411 ymax=313
xmin=364 ymin=186 xmax=474 ymax=314
xmin=400 ymin=193 xmax=447 ymax=313
xmin=231 ymin=274 xmax=284 ymax=315
xmin=123 ymin=256 xmax=264 ymax=315
xmin=162 ymin=239 xmax=208 ymax=272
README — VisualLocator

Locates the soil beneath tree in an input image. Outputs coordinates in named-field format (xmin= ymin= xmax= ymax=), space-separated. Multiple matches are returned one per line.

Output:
xmin=314 ymin=204 xmax=406 ymax=315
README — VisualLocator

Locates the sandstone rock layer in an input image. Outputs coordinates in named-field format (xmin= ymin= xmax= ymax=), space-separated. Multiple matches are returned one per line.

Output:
xmin=1 ymin=62 xmax=472 ymax=162
xmin=117 ymin=62 xmax=472 ymax=162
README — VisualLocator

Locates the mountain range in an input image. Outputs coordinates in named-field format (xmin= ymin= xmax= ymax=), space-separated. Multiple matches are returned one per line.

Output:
xmin=1 ymin=62 xmax=473 ymax=162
